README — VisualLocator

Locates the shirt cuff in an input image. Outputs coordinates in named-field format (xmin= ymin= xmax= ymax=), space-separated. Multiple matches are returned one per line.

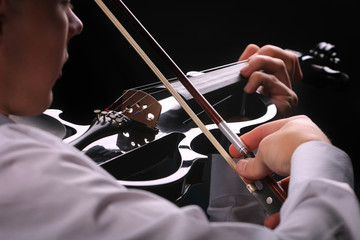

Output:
xmin=289 ymin=141 xmax=353 ymax=191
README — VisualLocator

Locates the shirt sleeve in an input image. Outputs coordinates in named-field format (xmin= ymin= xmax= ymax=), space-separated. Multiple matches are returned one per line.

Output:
xmin=275 ymin=141 xmax=360 ymax=239
xmin=1 ymin=124 xmax=359 ymax=240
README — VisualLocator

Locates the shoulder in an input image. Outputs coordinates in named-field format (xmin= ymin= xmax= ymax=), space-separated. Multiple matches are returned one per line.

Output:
xmin=0 ymin=123 xmax=115 ymax=182
xmin=0 ymin=122 xmax=127 ymax=206
xmin=0 ymin=122 xmax=67 ymax=150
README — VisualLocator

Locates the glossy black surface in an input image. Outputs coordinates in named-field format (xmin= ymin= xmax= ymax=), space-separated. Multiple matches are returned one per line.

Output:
xmin=52 ymin=0 xmax=359 ymax=198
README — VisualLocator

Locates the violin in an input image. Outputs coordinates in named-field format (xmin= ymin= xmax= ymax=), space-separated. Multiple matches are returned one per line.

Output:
xmin=11 ymin=41 xmax=348 ymax=208
xmin=10 ymin=0 xmax=349 ymax=213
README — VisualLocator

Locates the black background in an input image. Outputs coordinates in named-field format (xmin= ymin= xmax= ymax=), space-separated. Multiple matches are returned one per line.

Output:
xmin=52 ymin=1 xmax=360 ymax=197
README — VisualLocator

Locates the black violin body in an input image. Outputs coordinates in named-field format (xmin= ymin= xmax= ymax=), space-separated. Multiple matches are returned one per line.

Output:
xmin=37 ymin=63 xmax=275 ymax=202
xmin=11 ymin=42 xmax=348 ymax=203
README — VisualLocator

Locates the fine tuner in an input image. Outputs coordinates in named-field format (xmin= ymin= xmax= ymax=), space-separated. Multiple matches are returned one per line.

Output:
xmin=69 ymin=89 xmax=162 ymax=151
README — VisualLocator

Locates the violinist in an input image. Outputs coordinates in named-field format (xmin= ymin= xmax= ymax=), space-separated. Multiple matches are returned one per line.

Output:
xmin=0 ymin=0 xmax=359 ymax=239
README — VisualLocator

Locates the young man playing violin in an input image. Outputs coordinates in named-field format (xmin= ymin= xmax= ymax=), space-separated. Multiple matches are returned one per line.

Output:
xmin=0 ymin=0 xmax=358 ymax=239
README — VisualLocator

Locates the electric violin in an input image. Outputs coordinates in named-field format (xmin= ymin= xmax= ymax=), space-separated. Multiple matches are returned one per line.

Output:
xmin=10 ymin=0 xmax=349 ymax=215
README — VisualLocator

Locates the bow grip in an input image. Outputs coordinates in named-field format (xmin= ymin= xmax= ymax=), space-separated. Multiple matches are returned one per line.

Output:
xmin=247 ymin=176 xmax=287 ymax=215
xmin=244 ymin=152 xmax=287 ymax=215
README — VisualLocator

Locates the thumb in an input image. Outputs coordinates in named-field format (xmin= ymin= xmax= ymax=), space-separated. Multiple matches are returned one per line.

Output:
xmin=236 ymin=155 xmax=271 ymax=181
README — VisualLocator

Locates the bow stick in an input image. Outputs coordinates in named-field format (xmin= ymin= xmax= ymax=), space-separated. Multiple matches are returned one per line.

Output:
xmin=94 ymin=0 xmax=287 ymax=215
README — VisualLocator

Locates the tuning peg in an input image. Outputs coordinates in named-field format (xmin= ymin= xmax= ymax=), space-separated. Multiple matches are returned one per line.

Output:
xmin=100 ymin=110 xmax=108 ymax=121
xmin=308 ymin=42 xmax=341 ymax=67
xmin=94 ymin=109 xmax=101 ymax=120
xmin=115 ymin=117 xmax=123 ymax=127
xmin=109 ymin=113 xmax=116 ymax=123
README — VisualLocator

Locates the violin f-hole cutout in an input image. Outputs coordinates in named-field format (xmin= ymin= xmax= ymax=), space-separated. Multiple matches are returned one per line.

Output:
xmin=120 ymin=89 xmax=161 ymax=129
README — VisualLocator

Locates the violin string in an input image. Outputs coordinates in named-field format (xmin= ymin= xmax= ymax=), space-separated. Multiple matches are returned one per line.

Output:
xmin=106 ymin=88 xmax=158 ymax=120
xmin=107 ymin=60 xmax=245 ymax=115
xmin=105 ymin=89 xmax=130 ymax=111
xmin=130 ymin=99 xmax=157 ymax=118
xmin=112 ymin=59 xmax=242 ymax=102
xmin=107 ymin=89 xmax=146 ymax=112
xmin=130 ymin=76 xmax=177 ymax=91
xmin=127 ymin=93 xmax=153 ymax=110
xmin=182 ymin=95 xmax=233 ymax=125
xmin=96 ymin=1 xmax=246 ymax=127
xmin=112 ymin=90 xmax=140 ymax=111
xmin=134 ymin=61 xmax=243 ymax=93
xmin=95 ymin=0 xmax=240 ymax=173
xmin=199 ymin=61 xmax=245 ymax=73
xmin=96 ymin=1 xmax=288 ymax=212
xmin=105 ymin=76 xmax=171 ymax=112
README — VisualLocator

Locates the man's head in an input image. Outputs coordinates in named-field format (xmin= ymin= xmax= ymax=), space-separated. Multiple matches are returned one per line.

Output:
xmin=0 ymin=0 xmax=83 ymax=116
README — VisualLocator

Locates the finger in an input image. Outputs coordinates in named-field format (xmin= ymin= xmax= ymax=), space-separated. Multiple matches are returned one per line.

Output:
xmin=257 ymin=45 xmax=289 ymax=59
xmin=264 ymin=212 xmax=280 ymax=229
xmin=236 ymin=157 xmax=271 ymax=180
xmin=229 ymin=116 xmax=303 ymax=158
xmin=229 ymin=144 xmax=245 ymax=159
xmin=241 ymin=55 xmax=291 ymax=88
xmin=243 ymin=71 xmax=289 ymax=94
xmin=234 ymin=117 xmax=306 ymax=179
xmin=257 ymin=45 xmax=303 ymax=86
xmin=239 ymin=44 xmax=260 ymax=61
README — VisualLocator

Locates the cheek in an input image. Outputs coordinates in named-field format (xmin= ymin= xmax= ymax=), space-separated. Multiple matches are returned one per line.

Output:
xmin=37 ymin=17 xmax=69 ymax=77
xmin=45 ymin=34 xmax=67 ymax=70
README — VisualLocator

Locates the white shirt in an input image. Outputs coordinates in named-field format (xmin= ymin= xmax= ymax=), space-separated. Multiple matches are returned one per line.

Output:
xmin=0 ymin=116 xmax=359 ymax=239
